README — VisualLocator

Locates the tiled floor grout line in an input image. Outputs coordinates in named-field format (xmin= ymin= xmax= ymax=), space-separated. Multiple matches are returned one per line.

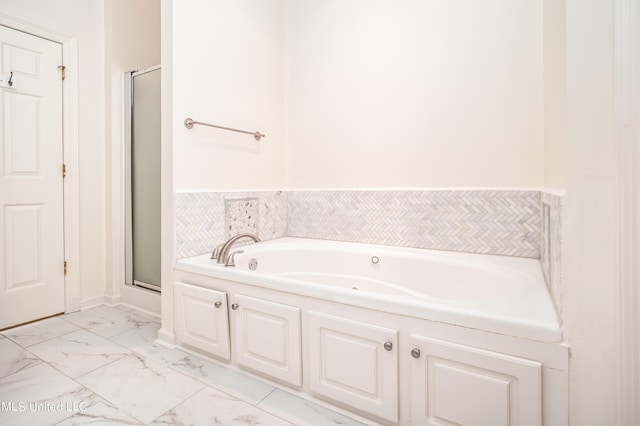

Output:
xmin=1 ymin=306 xmax=366 ymax=426
xmin=15 ymin=329 xmax=142 ymax=421
xmin=136 ymin=383 xmax=204 ymax=425
xmin=145 ymin=344 xmax=302 ymax=424
xmin=2 ymin=330 xmax=74 ymax=349
xmin=2 ymin=313 xmax=152 ymax=424
xmin=1 ymin=342 xmax=131 ymax=425
xmin=256 ymin=387 xmax=277 ymax=406
xmin=3 ymin=315 xmax=242 ymax=424
xmin=160 ymin=351 xmax=272 ymax=411
xmin=66 ymin=319 xmax=183 ymax=425
xmin=68 ymin=312 xmax=286 ymax=424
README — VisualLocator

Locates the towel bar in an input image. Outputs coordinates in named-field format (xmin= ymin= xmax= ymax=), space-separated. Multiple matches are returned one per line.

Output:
xmin=184 ymin=118 xmax=265 ymax=141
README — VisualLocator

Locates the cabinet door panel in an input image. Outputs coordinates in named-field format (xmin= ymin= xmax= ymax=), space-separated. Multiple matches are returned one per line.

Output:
xmin=308 ymin=312 xmax=398 ymax=423
xmin=411 ymin=335 xmax=541 ymax=426
xmin=174 ymin=282 xmax=230 ymax=360
xmin=234 ymin=294 xmax=301 ymax=386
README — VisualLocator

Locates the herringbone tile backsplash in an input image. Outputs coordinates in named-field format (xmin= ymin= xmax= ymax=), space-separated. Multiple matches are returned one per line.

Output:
xmin=288 ymin=190 xmax=540 ymax=258
xmin=175 ymin=191 xmax=287 ymax=258
xmin=175 ymin=189 xmax=541 ymax=259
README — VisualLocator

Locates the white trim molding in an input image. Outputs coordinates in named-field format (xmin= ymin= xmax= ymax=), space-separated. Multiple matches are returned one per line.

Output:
xmin=616 ymin=0 xmax=640 ymax=423
xmin=158 ymin=0 xmax=176 ymax=346
xmin=0 ymin=14 xmax=81 ymax=314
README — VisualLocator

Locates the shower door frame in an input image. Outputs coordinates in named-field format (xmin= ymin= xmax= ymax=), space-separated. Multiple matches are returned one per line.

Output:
xmin=124 ymin=65 xmax=162 ymax=293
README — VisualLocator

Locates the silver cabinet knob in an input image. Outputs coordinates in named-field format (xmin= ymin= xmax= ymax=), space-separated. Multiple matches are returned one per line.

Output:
xmin=231 ymin=303 xmax=239 ymax=310
xmin=383 ymin=341 xmax=393 ymax=351
xmin=214 ymin=301 xmax=222 ymax=308
xmin=411 ymin=348 xmax=421 ymax=359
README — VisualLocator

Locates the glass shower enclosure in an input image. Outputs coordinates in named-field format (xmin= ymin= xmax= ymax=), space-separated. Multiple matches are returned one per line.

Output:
xmin=125 ymin=66 xmax=161 ymax=291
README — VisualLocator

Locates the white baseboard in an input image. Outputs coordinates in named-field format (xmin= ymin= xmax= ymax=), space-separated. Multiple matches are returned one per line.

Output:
xmin=156 ymin=327 xmax=176 ymax=347
xmin=121 ymin=284 xmax=161 ymax=315
xmin=79 ymin=296 xmax=106 ymax=311
xmin=104 ymin=294 xmax=122 ymax=306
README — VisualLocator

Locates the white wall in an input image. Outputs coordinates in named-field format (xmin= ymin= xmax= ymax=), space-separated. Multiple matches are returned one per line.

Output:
xmin=0 ymin=0 xmax=107 ymax=306
xmin=107 ymin=0 xmax=160 ymax=70
xmin=172 ymin=0 xmax=286 ymax=191
xmin=104 ymin=0 xmax=160 ymax=308
xmin=561 ymin=0 xmax=619 ymax=423
xmin=285 ymin=0 xmax=544 ymax=188
xmin=543 ymin=0 xmax=568 ymax=189
xmin=542 ymin=0 xmax=620 ymax=423
xmin=171 ymin=0 xmax=543 ymax=190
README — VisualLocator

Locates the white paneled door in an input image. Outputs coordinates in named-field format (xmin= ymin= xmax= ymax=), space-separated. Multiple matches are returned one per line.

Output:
xmin=0 ymin=26 xmax=64 ymax=329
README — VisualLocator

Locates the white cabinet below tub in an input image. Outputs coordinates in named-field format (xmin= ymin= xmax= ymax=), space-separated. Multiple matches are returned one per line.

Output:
xmin=174 ymin=282 xmax=230 ymax=360
xmin=410 ymin=334 xmax=542 ymax=426
xmin=308 ymin=311 xmax=399 ymax=423
xmin=230 ymin=294 xmax=302 ymax=387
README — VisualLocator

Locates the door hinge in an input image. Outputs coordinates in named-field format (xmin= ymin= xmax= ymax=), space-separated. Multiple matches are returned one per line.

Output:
xmin=62 ymin=163 xmax=66 ymax=178
xmin=64 ymin=261 xmax=67 ymax=275
xmin=58 ymin=65 xmax=65 ymax=81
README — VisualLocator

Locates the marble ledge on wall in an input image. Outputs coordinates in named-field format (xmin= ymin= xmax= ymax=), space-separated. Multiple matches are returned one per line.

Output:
xmin=541 ymin=190 xmax=564 ymax=316
xmin=175 ymin=189 xmax=542 ymax=260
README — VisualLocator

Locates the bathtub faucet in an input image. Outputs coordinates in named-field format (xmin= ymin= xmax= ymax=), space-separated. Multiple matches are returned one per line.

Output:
xmin=212 ymin=233 xmax=261 ymax=266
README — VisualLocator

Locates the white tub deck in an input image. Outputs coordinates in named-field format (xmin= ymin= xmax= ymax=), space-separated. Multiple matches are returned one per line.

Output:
xmin=176 ymin=237 xmax=562 ymax=342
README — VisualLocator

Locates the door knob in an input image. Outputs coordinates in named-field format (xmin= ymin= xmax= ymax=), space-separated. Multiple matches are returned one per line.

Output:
xmin=214 ymin=301 xmax=222 ymax=308
xmin=231 ymin=303 xmax=239 ymax=310
xmin=383 ymin=341 xmax=393 ymax=351
xmin=411 ymin=348 xmax=421 ymax=359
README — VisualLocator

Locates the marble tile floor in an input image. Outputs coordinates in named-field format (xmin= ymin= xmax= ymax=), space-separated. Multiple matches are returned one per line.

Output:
xmin=0 ymin=305 xmax=367 ymax=426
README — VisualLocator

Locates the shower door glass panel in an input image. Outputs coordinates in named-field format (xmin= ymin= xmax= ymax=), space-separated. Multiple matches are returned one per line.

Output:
xmin=129 ymin=67 xmax=161 ymax=289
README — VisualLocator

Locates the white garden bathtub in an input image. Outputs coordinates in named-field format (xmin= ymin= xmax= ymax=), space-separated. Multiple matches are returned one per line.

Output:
xmin=175 ymin=237 xmax=562 ymax=342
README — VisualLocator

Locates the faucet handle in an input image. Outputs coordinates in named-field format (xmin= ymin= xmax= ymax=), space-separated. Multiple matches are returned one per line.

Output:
xmin=211 ymin=243 xmax=224 ymax=260
xmin=225 ymin=250 xmax=244 ymax=267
